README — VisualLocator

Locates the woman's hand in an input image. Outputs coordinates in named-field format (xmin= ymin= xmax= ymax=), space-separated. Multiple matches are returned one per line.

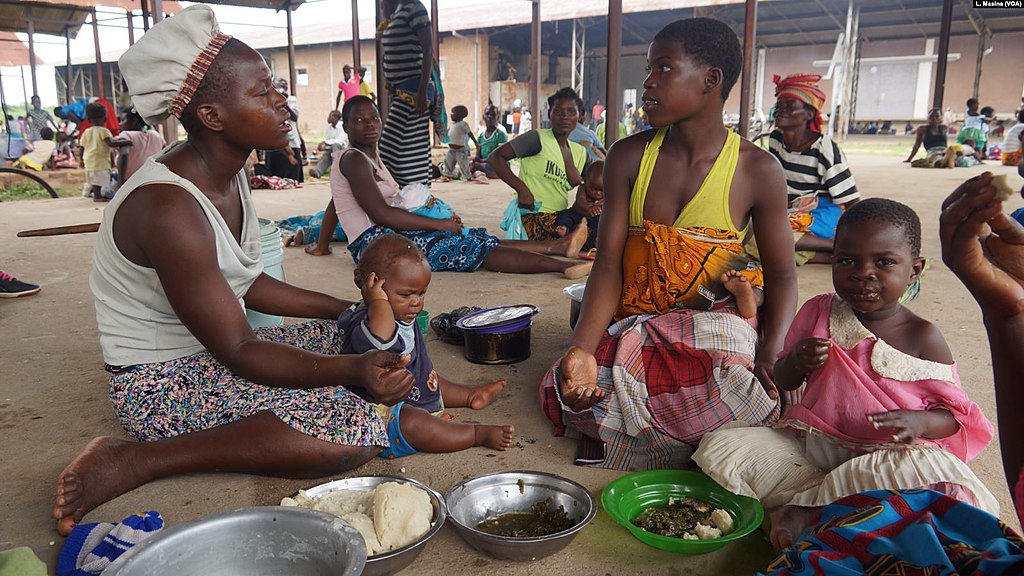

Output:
xmin=558 ymin=346 xmax=604 ymax=412
xmin=752 ymin=350 xmax=780 ymax=400
xmin=433 ymin=218 xmax=462 ymax=234
xmin=940 ymin=172 xmax=1024 ymax=318
xmin=414 ymin=87 xmax=428 ymax=115
xmin=360 ymin=272 xmax=387 ymax=303
xmin=354 ymin=351 xmax=414 ymax=406
xmin=517 ymin=190 xmax=536 ymax=210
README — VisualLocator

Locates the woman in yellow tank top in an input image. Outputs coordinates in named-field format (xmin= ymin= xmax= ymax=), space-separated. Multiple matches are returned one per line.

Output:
xmin=540 ymin=19 xmax=798 ymax=470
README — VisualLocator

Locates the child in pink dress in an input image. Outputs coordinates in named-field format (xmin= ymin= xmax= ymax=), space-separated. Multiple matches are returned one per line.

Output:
xmin=694 ymin=198 xmax=996 ymax=550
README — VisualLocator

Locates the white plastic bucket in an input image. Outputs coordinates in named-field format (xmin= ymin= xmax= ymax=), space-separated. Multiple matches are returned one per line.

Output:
xmin=246 ymin=219 xmax=286 ymax=328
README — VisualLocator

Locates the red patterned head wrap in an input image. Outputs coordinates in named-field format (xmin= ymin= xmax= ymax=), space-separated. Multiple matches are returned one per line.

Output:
xmin=774 ymin=73 xmax=826 ymax=131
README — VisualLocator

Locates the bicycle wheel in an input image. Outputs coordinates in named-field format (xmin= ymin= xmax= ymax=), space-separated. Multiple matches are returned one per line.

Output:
xmin=0 ymin=167 xmax=59 ymax=198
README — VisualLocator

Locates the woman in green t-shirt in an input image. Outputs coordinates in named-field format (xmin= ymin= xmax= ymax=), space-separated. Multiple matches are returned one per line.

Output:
xmin=489 ymin=88 xmax=589 ymax=240
xmin=471 ymin=104 xmax=508 ymax=178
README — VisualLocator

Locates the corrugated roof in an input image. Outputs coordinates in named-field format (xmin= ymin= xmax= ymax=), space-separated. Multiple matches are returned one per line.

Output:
xmin=0 ymin=31 xmax=43 ymax=66
xmin=0 ymin=1 xmax=183 ymax=39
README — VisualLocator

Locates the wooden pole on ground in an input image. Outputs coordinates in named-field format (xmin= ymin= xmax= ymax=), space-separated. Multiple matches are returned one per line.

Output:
xmin=351 ymin=0 xmax=361 ymax=71
xmin=932 ymin=0 xmax=953 ymax=109
xmin=530 ymin=0 xmax=541 ymax=125
xmin=91 ymin=9 xmax=105 ymax=100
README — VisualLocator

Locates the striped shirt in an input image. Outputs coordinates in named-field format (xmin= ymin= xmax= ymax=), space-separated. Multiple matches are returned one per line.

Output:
xmin=382 ymin=1 xmax=430 ymax=85
xmin=768 ymin=130 xmax=859 ymax=207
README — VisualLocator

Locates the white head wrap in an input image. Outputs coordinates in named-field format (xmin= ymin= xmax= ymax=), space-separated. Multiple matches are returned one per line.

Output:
xmin=118 ymin=4 xmax=232 ymax=125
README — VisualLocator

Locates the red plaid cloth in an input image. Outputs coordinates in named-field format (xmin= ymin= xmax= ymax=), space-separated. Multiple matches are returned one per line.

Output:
xmin=541 ymin=309 xmax=780 ymax=470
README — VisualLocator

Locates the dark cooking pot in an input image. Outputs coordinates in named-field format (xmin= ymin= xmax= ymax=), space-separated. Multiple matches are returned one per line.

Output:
xmin=456 ymin=305 xmax=539 ymax=365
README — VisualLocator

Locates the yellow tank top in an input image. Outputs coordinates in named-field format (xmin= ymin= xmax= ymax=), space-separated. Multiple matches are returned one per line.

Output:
xmin=628 ymin=128 xmax=741 ymax=234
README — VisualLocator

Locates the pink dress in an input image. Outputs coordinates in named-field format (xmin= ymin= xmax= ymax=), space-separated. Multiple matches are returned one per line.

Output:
xmin=694 ymin=294 xmax=998 ymax=514
xmin=329 ymin=147 xmax=399 ymax=242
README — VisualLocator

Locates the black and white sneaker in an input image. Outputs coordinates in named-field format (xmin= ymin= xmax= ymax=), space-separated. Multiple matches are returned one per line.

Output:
xmin=0 ymin=271 xmax=41 ymax=298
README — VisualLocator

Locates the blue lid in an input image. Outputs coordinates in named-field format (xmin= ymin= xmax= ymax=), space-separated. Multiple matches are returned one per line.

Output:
xmin=455 ymin=305 xmax=539 ymax=333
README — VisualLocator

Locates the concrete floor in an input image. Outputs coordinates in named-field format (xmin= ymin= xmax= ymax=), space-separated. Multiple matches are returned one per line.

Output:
xmin=1 ymin=153 xmax=1020 ymax=575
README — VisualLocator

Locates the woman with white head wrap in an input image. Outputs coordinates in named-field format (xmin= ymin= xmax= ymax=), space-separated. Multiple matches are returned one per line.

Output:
xmin=54 ymin=4 xmax=415 ymax=537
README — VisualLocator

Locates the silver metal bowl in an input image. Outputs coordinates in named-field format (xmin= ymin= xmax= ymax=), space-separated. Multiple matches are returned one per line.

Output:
xmin=102 ymin=506 xmax=366 ymax=576
xmin=302 ymin=475 xmax=447 ymax=576
xmin=444 ymin=470 xmax=597 ymax=561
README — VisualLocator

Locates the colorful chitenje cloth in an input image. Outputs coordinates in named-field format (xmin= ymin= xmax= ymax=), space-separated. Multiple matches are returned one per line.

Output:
xmin=760 ymin=490 xmax=1024 ymax=576
xmin=540 ymin=304 xmax=779 ymax=470
xmin=347 ymin=225 xmax=499 ymax=272
xmin=774 ymin=73 xmax=826 ymax=131
xmin=618 ymin=223 xmax=763 ymax=318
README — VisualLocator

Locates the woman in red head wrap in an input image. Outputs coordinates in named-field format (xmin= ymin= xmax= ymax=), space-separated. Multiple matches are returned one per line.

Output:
xmin=755 ymin=73 xmax=860 ymax=265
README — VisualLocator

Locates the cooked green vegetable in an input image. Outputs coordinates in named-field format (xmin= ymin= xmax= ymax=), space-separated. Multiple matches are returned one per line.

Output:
xmin=631 ymin=497 xmax=716 ymax=539
xmin=476 ymin=497 xmax=576 ymax=537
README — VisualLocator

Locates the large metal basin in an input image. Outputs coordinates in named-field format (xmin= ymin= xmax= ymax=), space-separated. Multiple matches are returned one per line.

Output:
xmin=302 ymin=475 xmax=447 ymax=576
xmin=444 ymin=470 xmax=596 ymax=561
xmin=102 ymin=506 xmax=366 ymax=576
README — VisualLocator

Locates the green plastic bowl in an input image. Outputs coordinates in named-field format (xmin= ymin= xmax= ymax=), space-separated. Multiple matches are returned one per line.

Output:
xmin=601 ymin=470 xmax=764 ymax=554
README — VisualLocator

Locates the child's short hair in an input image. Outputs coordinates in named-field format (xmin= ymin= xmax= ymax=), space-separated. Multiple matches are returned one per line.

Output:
xmin=85 ymin=102 xmax=107 ymax=123
xmin=980 ymin=106 xmax=995 ymax=118
xmin=358 ymin=234 xmax=428 ymax=280
xmin=967 ymin=97 xmax=979 ymax=108
xmin=40 ymin=127 xmax=55 ymax=140
xmin=836 ymin=198 xmax=922 ymax=257
xmin=583 ymin=160 xmax=604 ymax=183
xmin=653 ymin=18 xmax=742 ymax=100
xmin=547 ymin=87 xmax=584 ymax=117
xmin=451 ymin=105 xmax=468 ymax=119
xmin=341 ymin=95 xmax=375 ymax=123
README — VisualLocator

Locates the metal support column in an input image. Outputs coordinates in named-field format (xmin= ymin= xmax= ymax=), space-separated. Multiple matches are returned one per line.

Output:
xmin=606 ymin=0 xmax=622 ymax=145
xmin=431 ymin=0 xmax=439 ymax=65
xmin=27 ymin=16 xmax=38 ymax=97
xmin=571 ymin=20 xmax=585 ymax=100
xmin=351 ymin=0 xmax=361 ymax=71
xmin=838 ymin=7 xmax=858 ymax=140
xmin=91 ymin=9 xmax=105 ymax=100
xmin=127 ymin=10 xmax=135 ymax=45
xmin=737 ymin=0 xmax=757 ymax=138
xmin=64 ymin=27 xmax=72 ymax=104
xmin=973 ymin=31 xmax=987 ymax=99
xmin=530 ymin=0 xmax=541 ymax=123
xmin=140 ymin=0 xmax=150 ymax=31
xmin=153 ymin=0 xmax=176 ymax=140
xmin=286 ymin=2 xmax=297 ymax=92
xmin=376 ymin=2 xmax=387 ymax=120
xmin=933 ymin=0 xmax=954 ymax=109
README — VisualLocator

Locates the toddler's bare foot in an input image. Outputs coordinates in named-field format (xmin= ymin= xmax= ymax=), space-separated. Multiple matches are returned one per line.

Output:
xmin=54 ymin=437 xmax=144 ymax=536
xmin=475 ymin=424 xmax=515 ymax=451
xmin=468 ymin=379 xmax=507 ymax=409
xmin=288 ymin=228 xmax=306 ymax=247
xmin=563 ymin=261 xmax=593 ymax=280
xmin=721 ymin=270 xmax=758 ymax=319
xmin=555 ymin=225 xmax=568 ymax=237
xmin=563 ymin=220 xmax=588 ymax=258
xmin=768 ymin=505 xmax=821 ymax=551
xmin=305 ymin=243 xmax=332 ymax=256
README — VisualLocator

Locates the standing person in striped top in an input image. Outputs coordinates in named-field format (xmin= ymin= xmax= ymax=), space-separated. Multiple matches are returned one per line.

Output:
xmin=378 ymin=0 xmax=436 ymax=187
xmin=762 ymin=74 xmax=859 ymax=265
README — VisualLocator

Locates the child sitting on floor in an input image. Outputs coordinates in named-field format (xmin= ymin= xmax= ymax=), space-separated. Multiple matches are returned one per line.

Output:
xmin=693 ymin=198 xmax=996 ymax=550
xmin=554 ymin=161 xmax=604 ymax=253
xmin=336 ymin=233 xmax=514 ymax=457
xmin=13 ymin=127 xmax=56 ymax=171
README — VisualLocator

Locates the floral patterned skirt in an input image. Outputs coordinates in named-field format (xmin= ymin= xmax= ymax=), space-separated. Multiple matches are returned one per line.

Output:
xmin=108 ymin=319 xmax=388 ymax=448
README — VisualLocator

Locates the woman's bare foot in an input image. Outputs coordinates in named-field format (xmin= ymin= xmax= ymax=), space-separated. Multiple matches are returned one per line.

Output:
xmin=467 ymin=380 xmax=507 ymax=409
xmin=305 ymin=243 xmax=332 ymax=256
xmin=721 ymin=270 xmax=758 ymax=319
xmin=563 ymin=261 xmax=593 ymax=280
xmin=563 ymin=220 xmax=589 ymax=258
xmin=54 ymin=437 xmax=144 ymax=536
xmin=768 ymin=505 xmax=822 ymax=551
xmin=284 ymin=228 xmax=305 ymax=247
xmin=475 ymin=424 xmax=515 ymax=450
